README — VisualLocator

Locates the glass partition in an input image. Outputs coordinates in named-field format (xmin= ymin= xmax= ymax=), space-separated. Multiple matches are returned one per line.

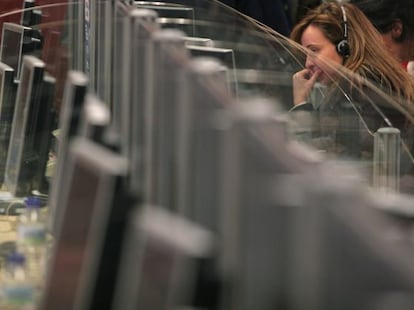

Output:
xmin=1 ymin=1 xmax=414 ymax=309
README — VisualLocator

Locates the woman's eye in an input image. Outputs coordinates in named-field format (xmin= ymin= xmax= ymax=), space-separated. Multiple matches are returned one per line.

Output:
xmin=307 ymin=49 xmax=318 ymax=58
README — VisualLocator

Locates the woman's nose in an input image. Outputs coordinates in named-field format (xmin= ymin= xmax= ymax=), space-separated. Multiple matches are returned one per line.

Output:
xmin=305 ymin=56 xmax=314 ymax=69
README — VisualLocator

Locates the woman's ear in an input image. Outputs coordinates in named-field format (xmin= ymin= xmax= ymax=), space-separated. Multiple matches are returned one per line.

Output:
xmin=391 ymin=19 xmax=405 ymax=42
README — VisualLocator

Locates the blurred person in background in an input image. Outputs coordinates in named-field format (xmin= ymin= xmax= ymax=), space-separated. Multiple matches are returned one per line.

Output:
xmin=349 ymin=0 xmax=414 ymax=71
xmin=289 ymin=2 xmax=414 ymax=192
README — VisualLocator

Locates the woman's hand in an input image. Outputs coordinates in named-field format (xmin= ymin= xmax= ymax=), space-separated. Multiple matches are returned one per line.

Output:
xmin=292 ymin=68 xmax=320 ymax=105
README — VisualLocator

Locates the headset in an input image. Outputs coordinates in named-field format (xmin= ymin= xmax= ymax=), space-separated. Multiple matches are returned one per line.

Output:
xmin=336 ymin=5 xmax=350 ymax=57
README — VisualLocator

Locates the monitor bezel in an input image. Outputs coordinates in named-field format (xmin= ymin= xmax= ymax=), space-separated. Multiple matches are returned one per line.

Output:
xmin=94 ymin=0 xmax=113 ymax=105
xmin=133 ymin=1 xmax=195 ymax=36
xmin=128 ymin=8 xmax=159 ymax=195
xmin=0 ymin=61 xmax=15 ymax=113
xmin=77 ymin=93 xmax=111 ymax=140
xmin=21 ymin=0 xmax=36 ymax=26
xmin=111 ymin=0 xmax=133 ymax=154
xmin=48 ymin=70 xmax=89 ymax=234
xmin=4 ymin=55 xmax=45 ymax=197
xmin=31 ymin=73 xmax=56 ymax=195
xmin=0 ymin=22 xmax=32 ymax=81
xmin=146 ymin=29 xmax=190 ymax=210
xmin=111 ymin=206 xmax=213 ymax=310
xmin=0 ymin=62 xmax=15 ymax=185
xmin=40 ymin=137 xmax=129 ymax=310
xmin=186 ymin=45 xmax=238 ymax=97
xmin=184 ymin=36 xmax=213 ymax=47
xmin=67 ymin=0 xmax=86 ymax=70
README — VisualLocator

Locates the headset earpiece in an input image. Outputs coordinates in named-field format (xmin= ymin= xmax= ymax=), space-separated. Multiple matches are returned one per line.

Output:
xmin=336 ymin=5 xmax=350 ymax=57
xmin=336 ymin=39 xmax=350 ymax=57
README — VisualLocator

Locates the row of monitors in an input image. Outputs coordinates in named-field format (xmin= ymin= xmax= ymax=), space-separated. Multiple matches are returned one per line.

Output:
xmin=2 ymin=4 xmax=413 ymax=309
xmin=68 ymin=0 xmax=195 ymax=101
xmin=36 ymin=2 xmax=414 ymax=309
xmin=41 ymin=134 xmax=217 ymax=310
xmin=39 ymin=68 xmax=414 ymax=310
xmin=1 ymin=22 xmax=35 ymax=81
xmin=111 ymin=3 xmax=239 ymax=208
xmin=68 ymin=0 xmax=237 ymax=108
xmin=40 ymin=8 xmax=414 ymax=309
xmin=38 ymin=59 xmax=219 ymax=308
xmin=37 ymin=8 xmax=263 ymax=302
xmin=45 ymin=13 xmax=238 ymax=236
xmin=0 ymin=4 xmax=56 ymax=202
xmin=0 ymin=55 xmax=55 ymax=199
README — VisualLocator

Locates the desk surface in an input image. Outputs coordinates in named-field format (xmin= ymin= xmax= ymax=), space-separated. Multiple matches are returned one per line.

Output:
xmin=0 ymin=215 xmax=18 ymax=270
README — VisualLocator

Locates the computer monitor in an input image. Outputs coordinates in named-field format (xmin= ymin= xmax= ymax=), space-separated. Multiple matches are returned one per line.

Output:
xmin=0 ymin=62 xmax=16 ymax=184
xmin=77 ymin=93 xmax=111 ymax=141
xmin=21 ymin=0 xmax=35 ymax=26
xmin=0 ymin=22 xmax=32 ymax=80
xmin=186 ymin=45 xmax=235 ymax=69
xmin=112 ymin=2 xmax=141 ymax=154
xmin=205 ymin=99 xmax=414 ymax=310
xmin=4 ymin=55 xmax=45 ymax=197
xmin=40 ymin=137 xmax=131 ymax=310
xmin=286 ymin=177 xmax=414 ymax=310
xmin=204 ymin=98 xmax=316 ymax=310
xmin=186 ymin=45 xmax=237 ymax=97
xmin=111 ymin=206 xmax=214 ymax=310
xmin=184 ymin=36 xmax=213 ymax=47
xmin=48 ymin=71 xmax=88 ymax=234
xmin=173 ymin=56 xmax=236 ymax=222
xmin=94 ymin=0 xmax=113 ymax=105
xmin=31 ymin=73 xmax=56 ymax=195
xmin=145 ymin=28 xmax=188 ymax=209
xmin=127 ymin=8 xmax=159 ymax=195
xmin=67 ymin=0 xmax=85 ymax=71
xmin=133 ymin=1 xmax=195 ymax=36
xmin=83 ymin=0 xmax=95 ymax=83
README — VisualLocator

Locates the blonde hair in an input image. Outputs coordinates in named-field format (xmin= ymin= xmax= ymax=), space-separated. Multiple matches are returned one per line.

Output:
xmin=290 ymin=2 xmax=414 ymax=105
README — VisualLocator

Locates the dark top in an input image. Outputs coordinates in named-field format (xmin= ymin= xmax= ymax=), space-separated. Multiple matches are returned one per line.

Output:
xmin=289 ymin=82 xmax=414 ymax=193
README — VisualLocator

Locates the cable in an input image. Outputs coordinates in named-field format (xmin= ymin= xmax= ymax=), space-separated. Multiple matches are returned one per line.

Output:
xmin=335 ymin=83 xmax=414 ymax=164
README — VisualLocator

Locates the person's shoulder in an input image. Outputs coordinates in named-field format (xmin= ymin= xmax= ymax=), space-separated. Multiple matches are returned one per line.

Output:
xmin=288 ymin=101 xmax=314 ymax=112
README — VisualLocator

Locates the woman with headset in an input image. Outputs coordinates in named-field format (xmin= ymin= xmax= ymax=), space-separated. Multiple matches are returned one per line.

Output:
xmin=288 ymin=2 xmax=414 ymax=192
xmin=290 ymin=1 xmax=414 ymax=108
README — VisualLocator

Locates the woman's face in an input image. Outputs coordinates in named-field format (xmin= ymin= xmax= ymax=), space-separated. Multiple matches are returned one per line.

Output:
xmin=301 ymin=24 xmax=344 ymax=85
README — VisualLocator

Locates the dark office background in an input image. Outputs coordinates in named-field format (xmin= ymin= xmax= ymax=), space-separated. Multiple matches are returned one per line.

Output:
xmin=219 ymin=0 xmax=322 ymax=36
